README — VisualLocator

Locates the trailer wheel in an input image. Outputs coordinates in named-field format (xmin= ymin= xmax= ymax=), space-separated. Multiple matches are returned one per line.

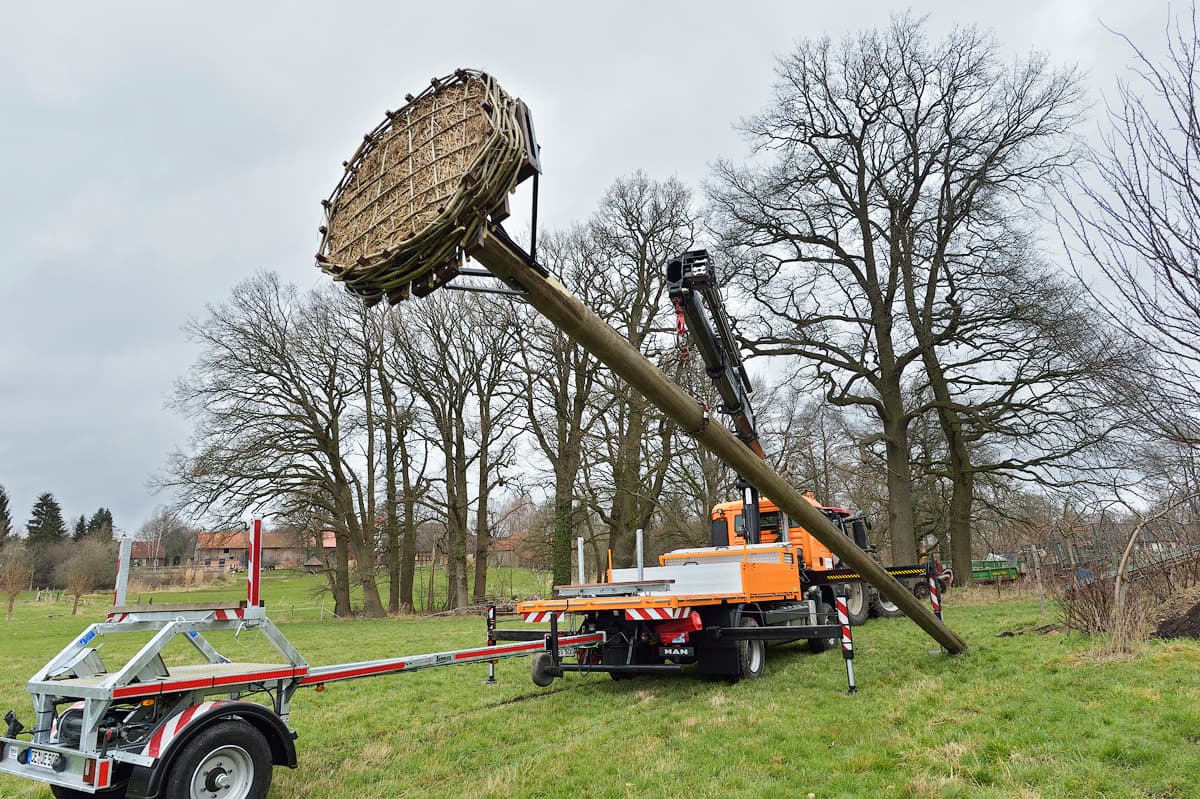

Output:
xmin=873 ymin=592 xmax=905 ymax=618
xmin=844 ymin=582 xmax=869 ymax=626
xmin=736 ymin=617 xmax=766 ymax=680
xmin=531 ymin=652 xmax=557 ymax=687
xmin=163 ymin=719 xmax=271 ymax=799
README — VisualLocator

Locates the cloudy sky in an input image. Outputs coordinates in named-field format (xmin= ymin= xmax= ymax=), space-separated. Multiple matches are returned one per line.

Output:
xmin=0 ymin=1 xmax=1169 ymax=534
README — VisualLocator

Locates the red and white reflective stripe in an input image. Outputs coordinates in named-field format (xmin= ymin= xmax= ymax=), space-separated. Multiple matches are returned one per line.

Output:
xmin=214 ymin=608 xmax=246 ymax=621
xmin=113 ymin=666 xmax=304 ymax=699
xmin=522 ymin=611 xmax=565 ymax=623
xmin=247 ymin=519 xmax=262 ymax=607
xmin=624 ymin=607 xmax=690 ymax=621
xmin=106 ymin=612 xmax=130 ymax=623
xmin=299 ymin=633 xmax=606 ymax=685
xmin=929 ymin=577 xmax=942 ymax=614
xmin=835 ymin=596 xmax=853 ymax=653
xmin=142 ymin=701 xmax=229 ymax=759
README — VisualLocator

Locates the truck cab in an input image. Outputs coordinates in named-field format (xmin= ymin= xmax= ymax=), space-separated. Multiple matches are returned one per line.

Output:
xmin=709 ymin=493 xmax=856 ymax=573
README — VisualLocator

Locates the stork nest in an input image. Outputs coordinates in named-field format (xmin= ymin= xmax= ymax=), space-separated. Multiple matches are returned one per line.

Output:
xmin=315 ymin=69 xmax=530 ymax=304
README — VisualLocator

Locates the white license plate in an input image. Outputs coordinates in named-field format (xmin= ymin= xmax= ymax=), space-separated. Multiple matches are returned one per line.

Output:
xmin=28 ymin=748 xmax=59 ymax=769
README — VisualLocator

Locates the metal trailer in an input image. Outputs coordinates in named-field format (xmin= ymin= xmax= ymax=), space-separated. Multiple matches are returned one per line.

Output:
xmin=0 ymin=523 xmax=603 ymax=799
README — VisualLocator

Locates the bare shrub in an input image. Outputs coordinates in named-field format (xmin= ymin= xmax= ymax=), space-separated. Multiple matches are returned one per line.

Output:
xmin=0 ymin=543 xmax=33 ymax=619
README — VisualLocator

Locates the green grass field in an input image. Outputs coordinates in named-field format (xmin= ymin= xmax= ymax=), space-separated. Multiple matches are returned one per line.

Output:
xmin=1 ymin=578 xmax=1197 ymax=798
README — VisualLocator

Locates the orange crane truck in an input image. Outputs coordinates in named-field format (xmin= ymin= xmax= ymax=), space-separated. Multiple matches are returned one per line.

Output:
xmin=513 ymin=249 xmax=937 ymax=683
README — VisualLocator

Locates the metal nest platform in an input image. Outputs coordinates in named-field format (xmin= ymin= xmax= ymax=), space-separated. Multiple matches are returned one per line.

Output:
xmin=315 ymin=68 xmax=540 ymax=306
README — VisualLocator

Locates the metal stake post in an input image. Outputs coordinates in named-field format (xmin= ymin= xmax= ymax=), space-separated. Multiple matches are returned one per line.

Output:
xmin=835 ymin=591 xmax=857 ymax=694
xmin=248 ymin=519 xmax=263 ymax=607
xmin=113 ymin=538 xmax=132 ymax=606
xmin=926 ymin=560 xmax=943 ymax=622
xmin=484 ymin=606 xmax=498 ymax=684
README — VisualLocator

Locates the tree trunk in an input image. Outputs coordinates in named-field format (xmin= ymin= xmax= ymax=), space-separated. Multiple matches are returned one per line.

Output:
xmin=383 ymin=399 xmax=400 ymax=614
xmin=472 ymin=440 xmax=489 ymax=603
xmin=608 ymin=402 xmax=646 ymax=567
xmin=72 ymin=593 xmax=80 ymax=615
xmin=398 ymin=433 xmax=417 ymax=613
xmin=332 ymin=532 xmax=352 ymax=618
xmin=947 ymin=456 xmax=974 ymax=586
xmin=551 ymin=472 xmax=576 ymax=587
xmin=445 ymin=424 xmax=470 ymax=609
xmin=880 ymin=396 xmax=917 ymax=564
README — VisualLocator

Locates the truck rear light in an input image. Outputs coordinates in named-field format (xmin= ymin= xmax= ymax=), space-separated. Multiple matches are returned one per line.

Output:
xmin=83 ymin=758 xmax=96 ymax=785
xmin=654 ymin=611 xmax=703 ymax=642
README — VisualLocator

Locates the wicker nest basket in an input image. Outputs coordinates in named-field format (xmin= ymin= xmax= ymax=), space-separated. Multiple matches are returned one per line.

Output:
xmin=315 ymin=68 xmax=538 ymax=305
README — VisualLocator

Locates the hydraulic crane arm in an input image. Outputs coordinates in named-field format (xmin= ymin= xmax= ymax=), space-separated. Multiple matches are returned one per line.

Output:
xmin=666 ymin=250 xmax=763 ymax=458
xmin=666 ymin=249 xmax=765 ymax=542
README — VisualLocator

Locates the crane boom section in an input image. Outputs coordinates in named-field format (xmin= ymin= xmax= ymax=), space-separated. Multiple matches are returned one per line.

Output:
xmin=666 ymin=250 xmax=765 ymax=460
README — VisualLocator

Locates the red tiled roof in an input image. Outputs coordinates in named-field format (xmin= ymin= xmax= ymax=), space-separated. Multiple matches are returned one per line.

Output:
xmin=130 ymin=541 xmax=165 ymax=560
xmin=196 ymin=531 xmax=248 ymax=549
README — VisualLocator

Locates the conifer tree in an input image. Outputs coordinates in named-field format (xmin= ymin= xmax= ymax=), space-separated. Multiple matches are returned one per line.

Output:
xmin=86 ymin=508 xmax=114 ymax=539
xmin=27 ymin=492 xmax=67 ymax=587
xmin=0 ymin=485 xmax=12 ymax=547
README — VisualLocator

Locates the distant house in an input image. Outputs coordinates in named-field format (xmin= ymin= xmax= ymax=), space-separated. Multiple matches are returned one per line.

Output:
xmin=195 ymin=531 xmax=248 ymax=571
xmin=488 ymin=530 xmax=542 ymax=570
xmin=194 ymin=530 xmax=309 ymax=571
xmin=130 ymin=541 xmax=166 ymax=568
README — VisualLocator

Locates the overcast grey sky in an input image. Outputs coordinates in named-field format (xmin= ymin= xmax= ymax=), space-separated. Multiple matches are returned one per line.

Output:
xmin=0 ymin=1 xmax=1169 ymax=534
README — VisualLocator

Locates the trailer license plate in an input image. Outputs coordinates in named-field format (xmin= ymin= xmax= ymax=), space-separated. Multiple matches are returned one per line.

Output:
xmin=28 ymin=748 xmax=59 ymax=769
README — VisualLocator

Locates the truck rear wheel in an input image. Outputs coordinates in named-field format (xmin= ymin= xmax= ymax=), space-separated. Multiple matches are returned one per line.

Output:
xmin=163 ymin=719 xmax=271 ymax=799
xmin=844 ymin=582 xmax=869 ymax=626
xmin=736 ymin=617 xmax=766 ymax=680
xmin=873 ymin=591 xmax=905 ymax=618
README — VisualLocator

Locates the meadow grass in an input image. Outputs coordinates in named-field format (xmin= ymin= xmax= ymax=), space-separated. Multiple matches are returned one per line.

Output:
xmin=1 ymin=579 xmax=1197 ymax=798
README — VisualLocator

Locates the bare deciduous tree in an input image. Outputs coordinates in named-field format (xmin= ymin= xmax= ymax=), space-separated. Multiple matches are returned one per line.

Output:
xmin=389 ymin=291 xmax=520 ymax=608
xmin=165 ymin=273 xmax=385 ymax=617
xmin=55 ymin=538 xmax=116 ymax=615
xmin=710 ymin=15 xmax=1086 ymax=566
xmin=581 ymin=173 xmax=697 ymax=567
xmin=1064 ymin=8 xmax=1200 ymax=448
xmin=516 ymin=226 xmax=607 ymax=585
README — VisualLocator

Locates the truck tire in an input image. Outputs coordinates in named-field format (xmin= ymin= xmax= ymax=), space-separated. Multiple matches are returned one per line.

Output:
xmin=162 ymin=719 xmax=271 ymax=799
xmin=844 ymin=582 xmax=869 ymax=626
xmin=807 ymin=601 xmax=839 ymax=653
xmin=873 ymin=592 xmax=905 ymax=618
xmin=736 ymin=616 xmax=766 ymax=680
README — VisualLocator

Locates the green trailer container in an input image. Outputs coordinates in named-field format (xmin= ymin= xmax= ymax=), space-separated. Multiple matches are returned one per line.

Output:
xmin=972 ymin=560 xmax=1019 ymax=582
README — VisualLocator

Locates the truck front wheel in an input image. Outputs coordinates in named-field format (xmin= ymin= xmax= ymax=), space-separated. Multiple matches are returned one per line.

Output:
xmin=163 ymin=719 xmax=272 ymax=799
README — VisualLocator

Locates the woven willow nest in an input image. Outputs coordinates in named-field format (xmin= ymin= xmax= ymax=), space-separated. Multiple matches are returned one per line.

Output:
xmin=316 ymin=68 xmax=536 ymax=304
